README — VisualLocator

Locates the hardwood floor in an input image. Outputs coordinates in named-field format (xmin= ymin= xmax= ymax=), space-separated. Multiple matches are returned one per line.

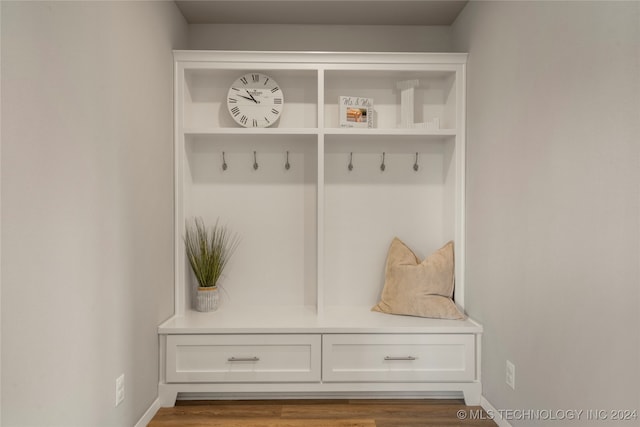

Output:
xmin=149 ymin=399 xmax=498 ymax=427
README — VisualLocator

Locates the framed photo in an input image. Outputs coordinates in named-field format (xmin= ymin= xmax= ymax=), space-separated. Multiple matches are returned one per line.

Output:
xmin=339 ymin=96 xmax=373 ymax=128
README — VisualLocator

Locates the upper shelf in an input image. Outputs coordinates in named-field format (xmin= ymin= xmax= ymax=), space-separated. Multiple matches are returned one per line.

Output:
xmin=178 ymin=51 xmax=464 ymax=133
xmin=182 ymin=127 xmax=456 ymax=137
xmin=324 ymin=128 xmax=456 ymax=136
xmin=183 ymin=127 xmax=319 ymax=136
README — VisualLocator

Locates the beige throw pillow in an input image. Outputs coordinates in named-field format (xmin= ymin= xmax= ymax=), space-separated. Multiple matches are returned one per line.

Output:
xmin=372 ymin=238 xmax=465 ymax=320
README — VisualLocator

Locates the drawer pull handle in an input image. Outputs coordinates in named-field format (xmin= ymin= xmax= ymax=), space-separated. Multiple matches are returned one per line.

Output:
xmin=384 ymin=356 xmax=416 ymax=361
xmin=228 ymin=357 xmax=260 ymax=362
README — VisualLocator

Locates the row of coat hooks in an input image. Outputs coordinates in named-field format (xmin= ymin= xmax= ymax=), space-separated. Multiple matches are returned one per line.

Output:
xmin=221 ymin=151 xmax=290 ymax=171
xmin=220 ymin=151 xmax=421 ymax=172
xmin=349 ymin=152 xmax=420 ymax=172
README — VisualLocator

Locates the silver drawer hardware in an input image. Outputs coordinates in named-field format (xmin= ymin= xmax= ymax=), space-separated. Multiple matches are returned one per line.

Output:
xmin=384 ymin=356 xmax=416 ymax=361
xmin=228 ymin=357 xmax=260 ymax=362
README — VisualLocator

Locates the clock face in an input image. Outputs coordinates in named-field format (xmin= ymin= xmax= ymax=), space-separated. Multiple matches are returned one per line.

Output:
xmin=227 ymin=73 xmax=284 ymax=128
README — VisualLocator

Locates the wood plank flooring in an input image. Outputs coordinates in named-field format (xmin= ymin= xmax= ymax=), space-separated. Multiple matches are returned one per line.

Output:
xmin=149 ymin=399 xmax=498 ymax=427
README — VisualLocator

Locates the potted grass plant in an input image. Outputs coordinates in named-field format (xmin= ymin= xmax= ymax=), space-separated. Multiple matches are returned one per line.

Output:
xmin=185 ymin=217 xmax=240 ymax=312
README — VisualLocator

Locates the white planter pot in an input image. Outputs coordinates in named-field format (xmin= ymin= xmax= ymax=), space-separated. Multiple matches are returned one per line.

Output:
xmin=195 ymin=286 xmax=219 ymax=312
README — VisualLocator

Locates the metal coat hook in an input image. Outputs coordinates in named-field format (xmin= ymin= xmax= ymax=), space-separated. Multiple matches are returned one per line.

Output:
xmin=222 ymin=152 xmax=228 ymax=171
xmin=413 ymin=152 xmax=419 ymax=171
xmin=253 ymin=151 xmax=259 ymax=170
xmin=285 ymin=151 xmax=291 ymax=170
xmin=380 ymin=152 xmax=386 ymax=172
xmin=348 ymin=152 xmax=354 ymax=171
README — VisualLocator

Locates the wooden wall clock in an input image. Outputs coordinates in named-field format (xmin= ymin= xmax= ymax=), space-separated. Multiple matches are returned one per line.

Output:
xmin=227 ymin=72 xmax=284 ymax=128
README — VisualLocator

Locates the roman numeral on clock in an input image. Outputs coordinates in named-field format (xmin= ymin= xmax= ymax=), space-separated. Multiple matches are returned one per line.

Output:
xmin=240 ymin=77 xmax=248 ymax=85
xmin=252 ymin=74 xmax=259 ymax=82
xmin=240 ymin=115 xmax=248 ymax=125
xmin=271 ymin=108 xmax=280 ymax=115
xmin=274 ymin=98 xmax=282 ymax=104
xmin=228 ymin=97 xmax=238 ymax=103
xmin=230 ymin=106 xmax=240 ymax=116
xmin=271 ymin=87 xmax=280 ymax=93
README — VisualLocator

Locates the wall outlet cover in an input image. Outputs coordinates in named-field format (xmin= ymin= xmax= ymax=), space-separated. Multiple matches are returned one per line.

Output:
xmin=506 ymin=360 xmax=515 ymax=390
xmin=115 ymin=374 xmax=125 ymax=406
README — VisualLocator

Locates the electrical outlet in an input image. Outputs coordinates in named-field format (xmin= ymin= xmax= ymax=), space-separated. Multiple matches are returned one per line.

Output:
xmin=115 ymin=374 xmax=125 ymax=407
xmin=506 ymin=360 xmax=515 ymax=390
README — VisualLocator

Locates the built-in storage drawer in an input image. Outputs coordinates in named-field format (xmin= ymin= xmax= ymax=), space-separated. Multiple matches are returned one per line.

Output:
xmin=322 ymin=334 xmax=475 ymax=382
xmin=166 ymin=334 xmax=321 ymax=383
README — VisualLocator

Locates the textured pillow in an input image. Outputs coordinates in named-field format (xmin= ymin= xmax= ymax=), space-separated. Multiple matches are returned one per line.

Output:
xmin=372 ymin=238 xmax=465 ymax=320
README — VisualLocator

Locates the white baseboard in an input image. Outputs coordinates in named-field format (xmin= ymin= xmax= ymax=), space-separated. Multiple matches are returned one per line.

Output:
xmin=134 ymin=398 xmax=161 ymax=427
xmin=136 ymin=393 xmax=508 ymax=427
xmin=481 ymin=396 xmax=514 ymax=427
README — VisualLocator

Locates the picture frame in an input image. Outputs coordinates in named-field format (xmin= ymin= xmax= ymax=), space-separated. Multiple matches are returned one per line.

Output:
xmin=339 ymin=96 xmax=374 ymax=128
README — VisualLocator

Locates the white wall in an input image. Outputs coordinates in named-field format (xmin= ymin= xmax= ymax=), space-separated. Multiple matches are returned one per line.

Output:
xmin=1 ymin=1 xmax=186 ymax=426
xmin=189 ymin=24 xmax=452 ymax=51
xmin=453 ymin=1 xmax=640 ymax=424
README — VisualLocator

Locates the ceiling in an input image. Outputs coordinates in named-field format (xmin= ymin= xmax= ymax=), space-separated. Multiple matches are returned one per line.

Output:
xmin=175 ymin=1 xmax=468 ymax=26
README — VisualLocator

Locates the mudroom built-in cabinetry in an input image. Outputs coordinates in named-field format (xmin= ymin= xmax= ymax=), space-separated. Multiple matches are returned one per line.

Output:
xmin=158 ymin=51 xmax=482 ymax=406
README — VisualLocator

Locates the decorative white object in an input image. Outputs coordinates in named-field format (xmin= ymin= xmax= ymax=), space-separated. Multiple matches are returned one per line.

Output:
xmin=160 ymin=50 xmax=479 ymax=408
xmin=396 ymin=79 xmax=442 ymax=129
xmin=396 ymin=79 xmax=419 ymax=128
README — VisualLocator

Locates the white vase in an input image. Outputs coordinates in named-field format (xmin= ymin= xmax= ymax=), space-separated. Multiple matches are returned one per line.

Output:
xmin=195 ymin=286 xmax=219 ymax=312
